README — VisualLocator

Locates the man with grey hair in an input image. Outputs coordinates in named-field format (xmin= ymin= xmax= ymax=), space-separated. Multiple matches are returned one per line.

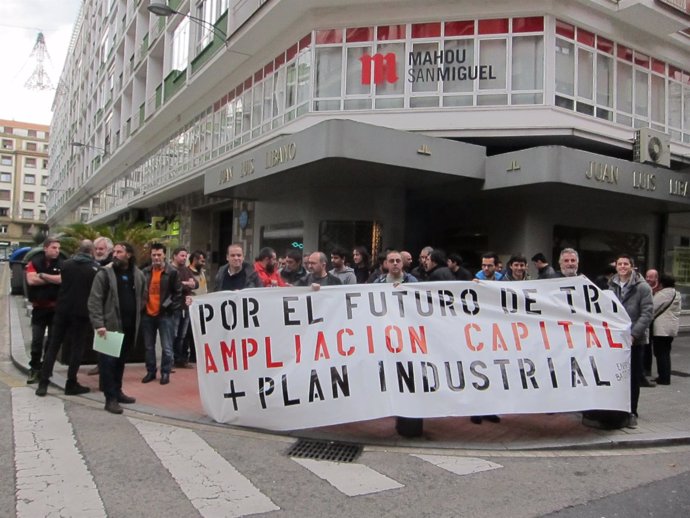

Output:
xmin=411 ymin=246 xmax=433 ymax=281
xmin=94 ymin=236 xmax=114 ymax=266
xmin=557 ymin=248 xmax=580 ymax=277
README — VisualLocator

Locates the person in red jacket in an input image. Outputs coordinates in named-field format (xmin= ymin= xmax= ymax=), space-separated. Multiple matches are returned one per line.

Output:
xmin=253 ymin=247 xmax=286 ymax=287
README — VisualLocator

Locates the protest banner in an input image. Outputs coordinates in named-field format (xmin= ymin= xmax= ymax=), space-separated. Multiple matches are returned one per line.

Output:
xmin=189 ymin=276 xmax=632 ymax=431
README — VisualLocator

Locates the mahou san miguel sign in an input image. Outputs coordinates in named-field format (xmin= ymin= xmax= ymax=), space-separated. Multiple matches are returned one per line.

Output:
xmin=360 ymin=49 xmax=496 ymax=85
xmin=190 ymin=277 xmax=632 ymax=431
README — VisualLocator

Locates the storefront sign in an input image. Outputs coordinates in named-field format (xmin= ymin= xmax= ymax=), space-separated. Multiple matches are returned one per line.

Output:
xmin=190 ymin=277 xmax=631 ymax=431
xmin=218 ymin=159 xmax=255 ymax=186
xmin=265 ymin=142 xmax=297 ymax=169
xmin=361 ymin=50 xmax=497 ymax=85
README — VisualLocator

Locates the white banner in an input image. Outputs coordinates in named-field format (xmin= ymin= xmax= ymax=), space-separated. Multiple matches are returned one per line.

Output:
xmin=190 ymin=276 xmax=632 ymax=431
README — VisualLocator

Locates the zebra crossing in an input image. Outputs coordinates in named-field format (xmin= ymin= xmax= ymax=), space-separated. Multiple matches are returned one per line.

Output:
xmin=9 ymin=386 xmax=503 ymax=517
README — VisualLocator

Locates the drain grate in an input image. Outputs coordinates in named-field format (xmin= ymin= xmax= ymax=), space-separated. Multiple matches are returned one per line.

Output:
xmin=671 ymin=370 xmax=690 ymax=378
xmin=287 ymin=439 xmax=362 ymax=463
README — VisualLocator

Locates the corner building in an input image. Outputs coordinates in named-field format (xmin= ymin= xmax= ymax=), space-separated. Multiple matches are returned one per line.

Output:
xmin=49 ymin=1 xmax=690 ymax=298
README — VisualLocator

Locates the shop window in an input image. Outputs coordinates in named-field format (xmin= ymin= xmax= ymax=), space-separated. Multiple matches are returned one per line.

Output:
xmin=512 ymin=35 xmax=543 ymax=91
xmin=616 ymin=61 xmax=633 ymax=114
xmin=346 ymin=46 xmax=372 ymax=95
xmin=260 ymin=221 xmax=304 ymax=256
xmin=442 ymin=38 xmax=475 ymax=94
xmin=318 ymin=220 xmax=381 ymax=262
xmin=315 ymin=47 xmax=343 ymax=98
xmin=555 ymin=38 xmax=574 ymax=96
xmin=553 ymin=225 xmax=648 ymax=281
xmin=478 ymin=39 xmax=506 ymax=90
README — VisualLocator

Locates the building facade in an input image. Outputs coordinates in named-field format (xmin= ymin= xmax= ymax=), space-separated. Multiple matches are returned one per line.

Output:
xmin=48 ymin=1 xmax=690 ymax=295
xmin=0 ymin=119 xmax=50 ymax=259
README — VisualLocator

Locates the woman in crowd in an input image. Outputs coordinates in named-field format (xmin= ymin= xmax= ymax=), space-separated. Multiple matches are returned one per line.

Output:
xmin=652 ymin=273 xmax=682 ymax=385
xmin=352 ymin=246 xmax=371 ymax=284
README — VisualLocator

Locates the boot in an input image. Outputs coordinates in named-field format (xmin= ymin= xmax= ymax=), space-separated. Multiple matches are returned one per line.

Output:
xmin=35 ymin=380 xmax=49 ymax=397
xmin=104 ymin=399 xmax=123 ymax=414
xmin=64 ymin=380 xmax=91 ymax=395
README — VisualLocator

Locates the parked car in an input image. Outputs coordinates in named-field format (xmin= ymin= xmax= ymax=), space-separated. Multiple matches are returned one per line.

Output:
xmin=9 ymin=247 xmax=32 ymax=295
xmin=10 ymin=246 xmax=68 ymax=296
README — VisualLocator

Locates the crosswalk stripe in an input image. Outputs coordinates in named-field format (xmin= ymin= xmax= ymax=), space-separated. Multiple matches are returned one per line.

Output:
xmin=411 ymin=454 xmax=503 ymax=475
xmin=12 ymin=387 xmax=106 ymax=518
xmin=131 ymin=418 xmax=279 ymax=517
xmin=292 ymin=458 xmax=404 ymax=496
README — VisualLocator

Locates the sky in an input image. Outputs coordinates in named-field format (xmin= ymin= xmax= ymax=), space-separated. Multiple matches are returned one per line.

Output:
xmin=0 ymin=0 xmax=83 ymax=126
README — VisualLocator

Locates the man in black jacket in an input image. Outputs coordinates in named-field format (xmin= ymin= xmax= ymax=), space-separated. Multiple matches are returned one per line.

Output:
xmin=25 ymin=237 xmax=63 ymax=384
xmin=35 ymin=240 xmax=100 ymax=397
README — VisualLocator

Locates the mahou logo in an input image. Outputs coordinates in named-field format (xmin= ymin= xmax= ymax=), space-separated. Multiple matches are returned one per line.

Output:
xmin=360 ymin=53 xmax=398 ymax=85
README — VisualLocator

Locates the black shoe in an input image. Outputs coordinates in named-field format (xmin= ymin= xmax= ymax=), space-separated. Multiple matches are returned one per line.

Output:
xmin=117 ymin=393 xmax=136 ymax=404
xmin=174 ymin=360 xmax=189 ymax=368
xmin=470 ymin=416 xmax=482 ymax=425
xmin=160 ymin=373 xmax=170 ymax=385
xmin=640 ymin=377 xmax=656 ymax=388
xmin=105 ymin=400 xmax=123 ymax=414
xmin=653 ymin=378 xmax=670 ymax=385
xmin=141 ymin=372 xmax=156 ymax=383
xmin=35 ymin=381 xmax=49 ymax=397
xmin=27 ymin=370 xmax=40 ymax=384
xmin=485 ymin=415 xmax=501 ymax=423
xmin=64 ymin=381 xmax=91 ymax=395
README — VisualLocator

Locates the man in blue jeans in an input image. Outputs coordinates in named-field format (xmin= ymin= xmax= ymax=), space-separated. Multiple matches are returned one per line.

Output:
xmin=141 ymin=243 xmax=182 ymax=385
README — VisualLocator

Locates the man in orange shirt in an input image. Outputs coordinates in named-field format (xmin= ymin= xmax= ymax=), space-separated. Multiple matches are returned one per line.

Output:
xmin=141 ymin=243 xmax=182 ymax=385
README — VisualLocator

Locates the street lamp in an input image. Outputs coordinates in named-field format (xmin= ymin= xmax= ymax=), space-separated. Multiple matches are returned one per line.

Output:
xmin=147 ymin=0 xmax=228 ymax=46
xmin=70 ymin=141 xmax=105 ymax=152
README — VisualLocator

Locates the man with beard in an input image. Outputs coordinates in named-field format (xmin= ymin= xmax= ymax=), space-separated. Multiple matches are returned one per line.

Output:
xmin=424 ymin=249 xmax=455 ymax=281
xmin=253 ymin=247 xmax=286 ymax=287
xmin=35 ymin=240 xmax=100 ymax=397
xmin=88 ymin=237 xmax=115 ymax=375
xmin=280 ymin=249 xmax=307 ymax=285
xmin=94 ymin=237 xmax=114 ymax=266
xmin=88 ymin=242 xmax=145 ymax=414
xmin=25 ymin=237 xmax=63 ymax=384
xmin=557 ymin=248 xmax=580 ymax=277
xmin=298 ymin=252 xmax=342 ymax=287
xmin=171 ymin=247 xmax=198 ymax=368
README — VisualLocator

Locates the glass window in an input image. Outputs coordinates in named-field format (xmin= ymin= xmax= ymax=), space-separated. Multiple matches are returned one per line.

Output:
xmin=634 ymin=69 xmax=649 ymax=117
xmin=1 ymin=156 xmax=11 ymax=166
xmin=0 ymin=190 xmax=9 ymax=201
xmin=23 ymin=191 xmax=35 ymax=202
xmin=650 ymin=74 xmax=665 ymax=125
xmin=512 ymin=35 xmax=543 ymax=91
xmin=555 ymin=38 xmax=574 ymax=95
xmin=577 ymin=48 xmax=593 ymax=100
xmin=315 ymin=47 xmax=343 ymax=98
xmin=411 ymin=42 xmax=440 ymax=93
xmin=443 ymin=39 xmax=474 ymax=93
xmin=24 ymin=174 xmax=36 ymax=185
xmin=616 ymin=61 xmax=633 ymax=114
xmin=374 ymin=43 xmax=404 ymax=95
xmin=296 ymin=49 xmax=311 ymax=106
xmin=346 ymin=46 xmax=372 ymax=95
xmin=25 ymin=157 xmax=37 ymax=168
xmin=0 ymin=173 xmax=10 ymax=182
xmin=668 ymin=80 xmax=682 ymax=129
xmin=22 ymin=209 xmax=34 ymax=220
xmin=478 ymin=39 xmax=506 ymax=90
xmin=596 ymin=54 xmax=613 ymax=107
xmin=171 ymin=18 xmax=190 ymax=72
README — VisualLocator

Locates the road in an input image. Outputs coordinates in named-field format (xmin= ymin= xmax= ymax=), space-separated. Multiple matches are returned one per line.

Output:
xmin=2 ymin=262 xmax=690 ymax=517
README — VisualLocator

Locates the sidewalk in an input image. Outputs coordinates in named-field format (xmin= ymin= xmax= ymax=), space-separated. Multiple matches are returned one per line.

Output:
xmin=8 ymin=293 xmax=690 ymax=451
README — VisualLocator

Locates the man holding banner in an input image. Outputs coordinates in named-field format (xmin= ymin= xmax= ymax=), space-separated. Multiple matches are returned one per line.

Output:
xmin=88 ymin=242 xmax=146 ymax=414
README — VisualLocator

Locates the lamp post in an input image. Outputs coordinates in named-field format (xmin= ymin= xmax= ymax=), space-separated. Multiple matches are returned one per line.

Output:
xmin=70 ymin=141 xmax=105 ymax=152
xmin=147 ymin=0 xmax=228 ymax=47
